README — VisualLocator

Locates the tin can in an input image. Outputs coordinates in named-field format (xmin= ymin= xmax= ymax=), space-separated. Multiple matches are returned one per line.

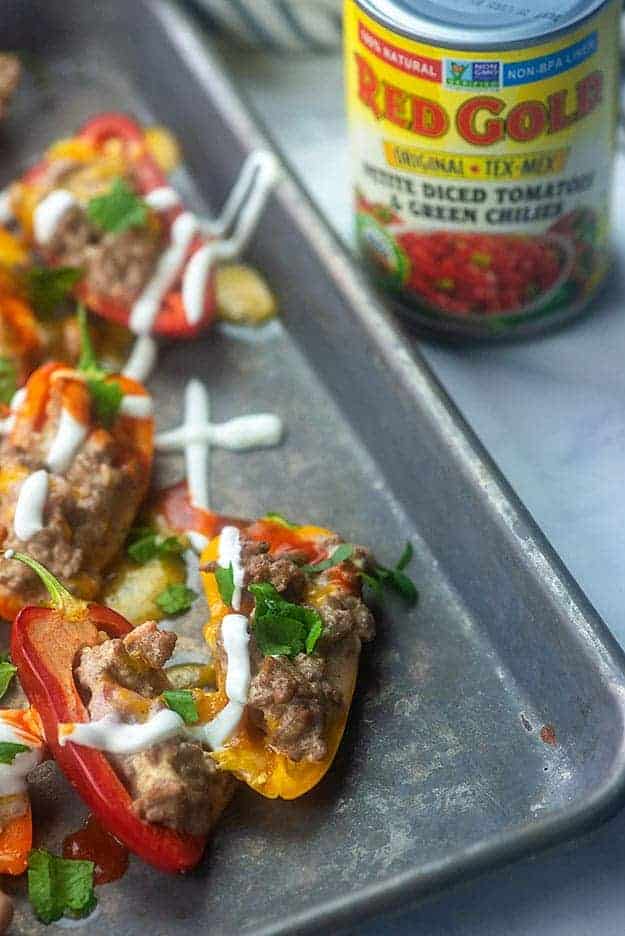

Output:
xmin=344 ymin=0 xmax=621 ymax=337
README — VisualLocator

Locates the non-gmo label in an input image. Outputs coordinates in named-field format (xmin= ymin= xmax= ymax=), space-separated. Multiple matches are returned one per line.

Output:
xmin=444 ymin=59 xmax=501 ymax=91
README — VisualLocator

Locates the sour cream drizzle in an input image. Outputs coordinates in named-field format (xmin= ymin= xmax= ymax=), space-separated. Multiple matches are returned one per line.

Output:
xmin=218 ymin=527 xmax=245 ymax=611
xmin=119 ymin=394 xmax=154 ymax=419
xmin=0 ymin=387 xmax=27 ymax=436
xmin=0 ymin=188 xmax=13 ymax=224
xmin=155 ymin=412 xmax=283 ymax=452
xmin=129 ymin=211 xmax=199 ymax=335
xmin=0 ymin=719 xmax=43 ymax=796
xmin=222 ymin=614 xmax=251 ymax=702
xmin=14 ymin=469 xmax=49 ymax=541
xmin=144 ymin=187 xmax=181 ymax=212
xmin=188 ymin=701 xmax=244 ymax=751
xmin=34 ymin=189 xmax=77 ymax=246
xmin=46 ymin=408 xmax=88 ymax=475
xmin=122 ymin=335 xmax=158 ymax=384
xmin=59 ymin=708 xmax=184 ymax=755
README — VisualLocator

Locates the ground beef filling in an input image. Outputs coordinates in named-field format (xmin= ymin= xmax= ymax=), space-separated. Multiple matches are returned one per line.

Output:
xmin=75 ymin=621 xmax=233 ymax=836
xmin=0 ymin=54 xmax=20 ymax=119
xmin=47 ymin=202 xmax=163 ymax=306
xmin=0 ymin=420 xmax=145 ymax=605
xmin=226 ymin=536 xmax=376 ymax=763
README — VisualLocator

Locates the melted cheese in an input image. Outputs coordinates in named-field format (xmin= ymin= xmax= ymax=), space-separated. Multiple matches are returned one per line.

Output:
xmin=130 ymin=211 xmax=198 ymax=335
xmin=218 ymin=527 xmax=245 ymax=611
xmin=46 ymin=407 xmax=88 ymax=474
xmin=33 ymin=189 xmax=77 ymax=245
xmin=59 ymin=708 xmax=184 ymax=754
xmin=13 ymin=469 xmax=48 ymax=541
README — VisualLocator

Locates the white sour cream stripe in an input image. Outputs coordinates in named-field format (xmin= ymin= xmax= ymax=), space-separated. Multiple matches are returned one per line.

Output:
xmin=0 ymin=188 xmax=13 ymax=224
xmin=130 ymin=211 xmax=199 ymax=335
xmin=122 ymin=335 xmax=159 ymax=384
xmin=34 ymin=189 xmax=77 ymax=245
xmin=187 ymin=702 xmax=244 ymax=751
xmin=1 ymin=387 xmax=28 ymax=437
xmin=46 ymin=408 xmax=88 ymax=475
xmin=155 ymin=412 xmax=283 ymax=453
xmin=182 ymin=378 xmax=211 ymax=545
xmin=14 ymin=470 xmax=49 ymax=541
xmin=144 ymin=187 xmax=181 ymax=212
xmin=222 ymin=614 xmax=251 ymax=703
xmin=59 ymin=709 xmax=184 ymax=755
xmin=119 ymin=394 xmax=154 ymax=418
xmin=0 ymin=719 xmax=43 ymax=797
xmin=218 ymin=527 xmax=245 ymax=611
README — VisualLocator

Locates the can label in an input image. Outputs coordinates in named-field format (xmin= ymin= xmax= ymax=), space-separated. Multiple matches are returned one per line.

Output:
xmin=345 ymin=0 xmax=620 ymax=333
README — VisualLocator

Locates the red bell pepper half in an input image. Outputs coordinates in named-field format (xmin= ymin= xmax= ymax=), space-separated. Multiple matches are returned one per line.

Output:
xmin=23 ymin=112 xmax=216 ymax=338
xmin=9 ymin=553 xmax=206 ymax=874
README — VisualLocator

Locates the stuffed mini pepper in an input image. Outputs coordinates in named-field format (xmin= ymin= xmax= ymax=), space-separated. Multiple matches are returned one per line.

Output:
xmin=6 ymin=112 xmax=216 ymax=338
xmin=0 ymin=311 xmax=153 ymax=620
xmin=9 ymin=555 xmax=234 ymax=874
xmin=200 ymin=515 xmax=376 ymax=799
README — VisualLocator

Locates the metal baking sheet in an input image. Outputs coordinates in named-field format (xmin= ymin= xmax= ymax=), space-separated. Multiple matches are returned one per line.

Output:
xmin=3 ymin=1 xmax=625 ymax=933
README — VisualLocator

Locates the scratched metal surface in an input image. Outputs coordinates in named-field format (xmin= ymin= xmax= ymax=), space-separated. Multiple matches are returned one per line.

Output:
xmin=2 ymin=1 xmax=625 ymax=934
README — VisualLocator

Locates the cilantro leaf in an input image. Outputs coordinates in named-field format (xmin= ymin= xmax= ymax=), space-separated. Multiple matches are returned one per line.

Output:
xmin=0 ymin=356 xmax=17 ymax=406
xmin=0 ymin=741 xmax=29 ymax=764
xmin=249 ymin=582 xmax=323 ymax=657
xmin=396 ymin=541 xmax=414 ymax=571
xmin=87 ymin=178 xmax=148 ymax=234
xmin=302 ymin=543 xmax=354 ymax=574
xmin=25 ymin=266 xmax=82 ymax=317
xmin=263 ymin=512 xmax=298 ymax=529
xmin=215 ymin=563 xmax=235 ymax=606
xmin=360 ymin=541 xmax=418 ymax=607
xmin=86 ymin=377 xmax=123 ymax=428
xmin=0 ymin=652 xmax=17 ymax=700
xmin=127 ymin=528 xmax=184 ymax=564
xmin=28 ymin=849 xmax=97 ymax=925
xmin=156 ymin=584 xmax=198 ymax=616
xmin=76 ymin=305 xmax=124 ymax=427
xmin=162 ymin=689 xmax=199 ymax=725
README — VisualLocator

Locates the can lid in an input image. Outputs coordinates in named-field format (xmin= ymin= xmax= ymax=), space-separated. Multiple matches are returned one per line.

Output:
xmin=356 ymin=0 xmax=609 ymax=48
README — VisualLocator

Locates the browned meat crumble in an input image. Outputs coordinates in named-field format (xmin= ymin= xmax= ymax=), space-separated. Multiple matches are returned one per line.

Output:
xmin=75 ymin=622 xmax=234 ymax=836
xmin=223 ymin=534 xmax=376 ymax=763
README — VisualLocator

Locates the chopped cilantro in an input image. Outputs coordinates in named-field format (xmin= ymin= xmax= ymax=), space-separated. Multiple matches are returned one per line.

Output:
xmin=25 ymin=265 xmax=82 ymax=317
xmin=0 ymin=652 xmax=17 ymax=700
xmin=86 ymin=178 xmax=148 ymax=234
xmin=361 ymin=541 xmax=418 ymax=606
xmin=263 ymin=512 xmax=298 ymax=529
xmin=302 ymin=543 xmax=354 ymax=574
xmin=76 ymin=304 xmax=123 ymax=427
xmin=127 ymin=528 xmax=184 ymax=564
xmin=156 ymin=584 xmax=198 ymax=616
xmin=86 ymin=378 xmax=123 ymax=428
xmin=0 ymin=356 xmax=17 ymax=406
xmin=215 ymin=563 xmax=235 ymax=606
xmin=0 ymin=741 xmax=29 ymax=764
xmin=249 ymin=582 xmax=323 ymax=658
xmin=162 ymin=689 xmax=199 ymax=725
xmin=28 ymin=849 xmax=96 ymax=925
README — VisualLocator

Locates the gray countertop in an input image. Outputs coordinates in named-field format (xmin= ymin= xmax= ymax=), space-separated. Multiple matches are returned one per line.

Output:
xmin=221 ymin=45 xmax=625 ymax=935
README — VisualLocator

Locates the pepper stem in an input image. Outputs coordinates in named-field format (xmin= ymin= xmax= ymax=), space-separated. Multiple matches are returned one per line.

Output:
xmin=77 ymin=303 xmax=100 ymax=375
xmin=4 ymin=551 xmax=78 ymax=612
